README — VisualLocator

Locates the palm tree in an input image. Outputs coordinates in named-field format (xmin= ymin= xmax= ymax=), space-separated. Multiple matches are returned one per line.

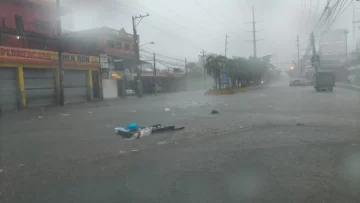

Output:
xmin=205 ymin=55 xmax=226 ymax=89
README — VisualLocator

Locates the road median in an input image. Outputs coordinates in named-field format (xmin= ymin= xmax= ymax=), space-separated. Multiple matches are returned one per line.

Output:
xmin=205 ymin=85 xmax=264 ymax=95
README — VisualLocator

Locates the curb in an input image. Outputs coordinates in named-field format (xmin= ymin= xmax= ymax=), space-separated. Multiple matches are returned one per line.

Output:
xmin=204 ymin=85 xmax=264 ymax=96
xmin=336 ymin=83 xmax=360 ymax=92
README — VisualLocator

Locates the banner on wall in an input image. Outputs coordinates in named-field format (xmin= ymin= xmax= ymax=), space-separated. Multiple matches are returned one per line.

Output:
xmin=0 ymin=46 xmax=100 ymax=66
xmin=0 ymin=46 xmax=57 ymax=62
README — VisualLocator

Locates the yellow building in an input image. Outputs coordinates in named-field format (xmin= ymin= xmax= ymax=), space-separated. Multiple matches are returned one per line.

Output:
xmin=0 ymin=46 xmax=100 ymax=110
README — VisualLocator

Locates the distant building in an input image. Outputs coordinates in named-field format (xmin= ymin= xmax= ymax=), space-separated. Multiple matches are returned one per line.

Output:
xmin=62 ymin=27 xmax=136 ymax=98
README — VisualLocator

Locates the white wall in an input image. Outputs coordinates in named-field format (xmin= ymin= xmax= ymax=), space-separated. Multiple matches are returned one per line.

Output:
xmin=102 ymin=79 xmax=118 ymax=99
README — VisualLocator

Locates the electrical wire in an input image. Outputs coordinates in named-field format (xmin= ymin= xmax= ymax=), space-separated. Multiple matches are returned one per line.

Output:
xmin=327 ymin=0 xmax=354 ymax=29
xmin=320 ymin=0 xmax=345 ymax=28
xmin=307 ymin=0 xmax=313 ymax=22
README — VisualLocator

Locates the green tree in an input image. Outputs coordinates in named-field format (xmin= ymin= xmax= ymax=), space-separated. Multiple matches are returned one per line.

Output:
xmin=205 ymin=55 xmax=226 ymax=89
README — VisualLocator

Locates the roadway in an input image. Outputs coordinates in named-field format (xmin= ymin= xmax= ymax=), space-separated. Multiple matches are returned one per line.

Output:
xmin=1 ymin=80 xmax=360 ymax=203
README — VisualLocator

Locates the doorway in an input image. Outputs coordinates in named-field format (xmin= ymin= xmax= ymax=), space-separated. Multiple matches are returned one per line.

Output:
xmin=92 ymin=71 xmax=100 ymax=99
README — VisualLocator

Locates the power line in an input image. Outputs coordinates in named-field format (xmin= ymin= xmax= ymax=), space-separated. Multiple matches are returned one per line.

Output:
xmin=321 ymin=0 xmax=345 ymax=28
xmin=307 ymin=0 xmax=313 ymax=22
xmin=328 ymin=0 xmax=354 ymax=29
xmin=141 ymin=49 xmax=185 ymax=62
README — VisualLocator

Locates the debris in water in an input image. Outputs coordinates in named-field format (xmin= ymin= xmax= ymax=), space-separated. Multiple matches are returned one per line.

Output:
xmin=165 ymin=108 xmax=171 ymax=112
xmin=131 ymin=149 xmax=139 ymax=152
xmin=38 ymin=116 xmax=43 ymax=119
xmin=59 ymin=113 xmax=70 ymax=116
xmin=88 ymin=111 xmax=93 ymax=114
xmin=0 ymin=169 xmax=3 ymax=173
xmin=239 ymin=125 xmax=244 ymax=129
xmin=210 ymin=110 xmax=219 ymax=114
xmin=296 ymin=123 xmax=305 ymax=126
xmin=119 ymin=150 xmax=127 ymax=154
xmin=131 ymin=110 xmax=137 ymax=113
xmin=157 ymin=141 xmax=167 ymax=145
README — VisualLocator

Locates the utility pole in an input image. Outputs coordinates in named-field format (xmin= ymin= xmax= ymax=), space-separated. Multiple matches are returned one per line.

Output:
xmin=185 ymin=58 xmax=187 ymax=91
xmin=252 ymin=7 xmax=257 ymax=58
xmin=56 ymin=0 xmax=64 ymax=105
xmin=201 ymin=50 xmax=207 ymax=89
xmin=185 ymin=58 xmax=187 ymax=76
xmin=311 ymin=32 xmax=319 ymax=73
xmin=297 ymin=35 xmax=301 ymax=76
xmin=225 ymin=34 xmax=229 ymax=87
xmin=246 ymin=7 xmax=262 ymax=59
xmin=353 ymin=1 xmax=356 ymax=40
xmin=132 ymin=13 xmax=149 ymax=98
xmin=153 ymin=52 xmax=157 ymax=95
xmin=225 ymin=34 xmax=229 ymax=58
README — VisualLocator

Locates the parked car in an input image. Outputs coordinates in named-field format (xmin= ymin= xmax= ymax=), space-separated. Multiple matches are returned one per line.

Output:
xmin=289 ymin=79 xmax=312 ymax=86
xmin=126 ymin=89 xmax=136 ymax=95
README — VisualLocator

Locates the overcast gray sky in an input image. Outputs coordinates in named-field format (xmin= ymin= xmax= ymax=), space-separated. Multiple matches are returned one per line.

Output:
xmin=61 ymin=0 xmax=357 ymax=69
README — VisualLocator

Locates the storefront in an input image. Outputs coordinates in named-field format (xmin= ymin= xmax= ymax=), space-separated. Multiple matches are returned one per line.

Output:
xmin=0 ymin=68 xmax=18 ymax=110
xmin=0 ymin=46 xmax=100 ymax=110
xmin=100 ymin=54 xmax=123 ymax=98
xmin=23 ymin=68 xmax=56 ymax=107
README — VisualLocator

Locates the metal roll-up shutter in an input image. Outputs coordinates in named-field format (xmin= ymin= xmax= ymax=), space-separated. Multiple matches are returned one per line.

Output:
xmin=64 ymin=70 xmax=88 ymax=103
xmin=0 ymin=68 xmax=18 ymax=110
xmin=24 ymin=68 xmax=56 ymax=107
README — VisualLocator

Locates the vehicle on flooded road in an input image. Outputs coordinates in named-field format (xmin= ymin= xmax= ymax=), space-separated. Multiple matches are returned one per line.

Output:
xmin=314 ymin=71 xmax=335 ymax=92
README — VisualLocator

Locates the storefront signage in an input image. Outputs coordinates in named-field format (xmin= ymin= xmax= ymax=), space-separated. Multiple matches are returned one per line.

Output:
xmin=111 ymin=71 xmax=121 ymax=80
xmin=62 ymin=53 xmax=100 ymax=65
xmin=0 ymin=46 xmax=100 ymax=67
xmin=0 ymin=46 xmax=57 ymax=62
xmin=101 ymin=70 xmax=122 ymax=80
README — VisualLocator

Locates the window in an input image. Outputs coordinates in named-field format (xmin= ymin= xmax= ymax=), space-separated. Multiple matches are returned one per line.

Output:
xmin=115 ymin=41 xmax=122 ymax=49
xmin=124 ymin=44 xmax=130 ymax=50
xmin=15 ymin=15 xmax=24 ymax=33
xmin=32 ymin=20 xmax=50 ymax=32
xmin=107 ymin=40 xmax=115 ymax=48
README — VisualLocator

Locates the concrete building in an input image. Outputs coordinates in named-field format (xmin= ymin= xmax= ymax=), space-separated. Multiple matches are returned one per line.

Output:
xmin=0 ymin=0 xmax=101 ymax=110
xmin=63 ymin=27 xmax=137 ymax=99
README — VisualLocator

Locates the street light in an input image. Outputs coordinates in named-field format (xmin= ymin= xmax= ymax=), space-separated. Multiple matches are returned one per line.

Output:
xmin=140 ymin=42 xmax=155 ymax=48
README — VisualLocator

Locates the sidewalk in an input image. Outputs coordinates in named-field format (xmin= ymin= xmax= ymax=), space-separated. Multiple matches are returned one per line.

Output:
xmin=337 ymin=83 xmax=360 ymax=91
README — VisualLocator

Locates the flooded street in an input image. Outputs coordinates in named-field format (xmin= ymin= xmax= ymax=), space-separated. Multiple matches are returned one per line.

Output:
xmin=1 ymin=83 xmax=360 ymax=203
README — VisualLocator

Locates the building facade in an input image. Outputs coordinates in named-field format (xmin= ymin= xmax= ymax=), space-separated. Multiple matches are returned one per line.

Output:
xmin=0 ymin=0 xmax=101 ymax=110
xmin=63 ymin=27 xmax=137 ymax=99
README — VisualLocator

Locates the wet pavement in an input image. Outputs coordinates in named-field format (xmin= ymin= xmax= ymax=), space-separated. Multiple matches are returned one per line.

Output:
xmin=1 ymin=81 xmax=360 ymax=203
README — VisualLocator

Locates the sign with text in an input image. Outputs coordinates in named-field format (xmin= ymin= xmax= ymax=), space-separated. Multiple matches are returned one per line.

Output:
xmin=221 ymin=70 xmax=229 ymax=85
xmin=0 ymin=46 xmax=57 ymax=62
xmin=0 ymin=46 xmax=100 ymax=67
xmin=62 ymin=53 xmax=100 ymax=65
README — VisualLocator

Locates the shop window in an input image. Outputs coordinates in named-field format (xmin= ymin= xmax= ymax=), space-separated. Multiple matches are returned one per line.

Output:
xmin=15 ymin=15 xmax=24 ymax=33
xmin=107 ymin=40 xmax=115 ymax=48
xmin=116 ymin=41 xmax=122 ymax=49
xmin=32 ymin=20 xmax=51 ymax=33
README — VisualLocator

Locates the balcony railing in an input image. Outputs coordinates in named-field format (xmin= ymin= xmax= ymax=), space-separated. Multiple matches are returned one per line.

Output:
xmin=1 ymin=18 xmax=55 ymax=37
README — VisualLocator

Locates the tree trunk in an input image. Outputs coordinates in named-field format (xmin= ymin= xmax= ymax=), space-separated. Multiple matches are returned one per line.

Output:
xmin=217 ymin=76 xmax=221 ymax=89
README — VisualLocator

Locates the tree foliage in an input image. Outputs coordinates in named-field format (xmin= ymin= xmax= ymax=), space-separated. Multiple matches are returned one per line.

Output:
xmin=204 ymin=55 xmax=278 ymax=89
